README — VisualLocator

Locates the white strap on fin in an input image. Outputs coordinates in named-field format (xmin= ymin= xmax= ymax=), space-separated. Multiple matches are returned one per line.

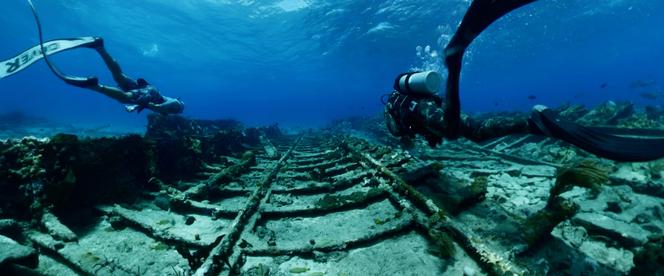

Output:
xmin=0 ymin=37 xmax=97 ymax=80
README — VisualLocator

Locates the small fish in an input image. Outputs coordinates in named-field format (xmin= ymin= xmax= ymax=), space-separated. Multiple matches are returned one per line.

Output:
xmin=640 ymin=92 xmax=659 ymax=100
xmin=631 ymin=79 xmax=657 ymax=88
xmin=527 ymin=95 xmax=537 ymax=100
xmin=600 ymin=83 xmax=608 ymax=88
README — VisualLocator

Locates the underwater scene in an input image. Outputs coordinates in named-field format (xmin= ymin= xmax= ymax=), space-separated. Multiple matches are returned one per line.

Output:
xmin=1 ymin=0 xmax=663 ymax=275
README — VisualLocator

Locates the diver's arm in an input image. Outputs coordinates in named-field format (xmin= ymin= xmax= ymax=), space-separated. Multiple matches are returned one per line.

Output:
xmin=146 ymin=97 xmax=185 ymax=115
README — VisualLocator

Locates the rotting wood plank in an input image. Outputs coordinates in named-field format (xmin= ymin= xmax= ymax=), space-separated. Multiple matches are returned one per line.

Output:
xmin=193 ymin=136 xmax=301 ymax=276
xmin=343 ymin=137 xmax=530 ymax=276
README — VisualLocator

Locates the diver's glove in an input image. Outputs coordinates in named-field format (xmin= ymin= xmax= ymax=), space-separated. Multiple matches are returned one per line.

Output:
xmin=124 ymin=104 xmax=145 ymax=113
xmin=384 ymin=91 xmax=415 ymax=138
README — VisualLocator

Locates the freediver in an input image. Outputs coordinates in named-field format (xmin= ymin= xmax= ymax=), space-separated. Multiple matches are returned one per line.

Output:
xmin=384 ymin=0 xmax=664 ymax=162
xmin=66 ymin=38 xmax=185 ymax=115
xmin=25 ymin=0 xmax=184 ymax=115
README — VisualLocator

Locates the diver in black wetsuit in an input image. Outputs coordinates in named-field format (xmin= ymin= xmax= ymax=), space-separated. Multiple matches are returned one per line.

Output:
xmin=384 ymin=0 xmax=664 ymax=162
xmin=384 ymin=78 xmax=533 ymax=146
xmin=27 ymin=0 xmax=184 ymax=115
xmin=70 ymin=38 xmax=185 ymax=115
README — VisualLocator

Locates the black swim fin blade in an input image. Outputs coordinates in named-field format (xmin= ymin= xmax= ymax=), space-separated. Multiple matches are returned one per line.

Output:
xmin=445 ymin=0 xmax=538 ymax=57
xmin=443 ymin=0 xmax=538 ymax=138
xmin=63 ymin=76 xmax=99 ymax=88
xmin=28 ymin=0 xmax=99 ymax=88
xmin=530 ymin=109 xmax=664 ymax=162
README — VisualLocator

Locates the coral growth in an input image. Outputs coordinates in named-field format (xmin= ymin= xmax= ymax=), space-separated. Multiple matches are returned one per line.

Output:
xmin=549 ymin=160 xmax=609 ymax=207
xmin=632 ymin=234 xmax=664 ymax=274
xmin=577 ymin=101 xmax=634 ymax=126
xmin=617 ymin=113 xmax=660 ymax=129
xmin=426 ymin=211 xmax=455 ymax=258
xmin=43 ymin=135 xmax=149 ymax=209
xmin=315 ymin=188 xmax=383 ymax=210
xmin=521 ymin=198 xmax=579 ymax=247
xmin=427 ymin=229 xmax=455 ymax=258
xmin=145 ymin=115 xmax=277 ymax=181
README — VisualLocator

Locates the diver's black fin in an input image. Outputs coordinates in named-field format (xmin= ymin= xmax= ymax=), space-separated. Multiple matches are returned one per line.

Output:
xmin=443 ymin=0 xmax=538 ymax=139
xmin=529 ymin=109 xmax=664 ymax=162
xmin=588 ymin=126 xmax=664 ymax=138
xmin=445 ymin=0 xmax=538 ymax=56
xmin=28 ymin=0 xmax=98 ymax=88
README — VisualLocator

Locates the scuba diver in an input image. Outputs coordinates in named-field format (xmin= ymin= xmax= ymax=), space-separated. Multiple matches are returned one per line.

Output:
xmin=1 ymin=0 xmax=184 ymax=115
xmin=385 ymin=71 xmax=534 ymax=144
xmin=385 ymin=0 xmax=664 ymax=162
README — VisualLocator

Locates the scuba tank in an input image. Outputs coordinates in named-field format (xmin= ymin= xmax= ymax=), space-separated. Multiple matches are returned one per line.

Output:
xmin=384 ymin=70 xmax=444 ymax=140
xmin=393 ymin=71 xmax=442 ymax=96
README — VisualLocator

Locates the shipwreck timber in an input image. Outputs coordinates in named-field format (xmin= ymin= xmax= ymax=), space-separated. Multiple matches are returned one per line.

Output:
xmin=1 ymin=104 xmax=663 ymax=275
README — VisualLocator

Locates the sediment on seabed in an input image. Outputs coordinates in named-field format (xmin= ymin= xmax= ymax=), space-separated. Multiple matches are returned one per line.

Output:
xmin=1 ymin=102 xmax=663 ymax=275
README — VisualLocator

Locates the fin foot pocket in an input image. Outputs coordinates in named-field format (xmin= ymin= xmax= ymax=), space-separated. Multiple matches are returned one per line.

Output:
xmin=86 ymin=37 xmax=104 ymax=49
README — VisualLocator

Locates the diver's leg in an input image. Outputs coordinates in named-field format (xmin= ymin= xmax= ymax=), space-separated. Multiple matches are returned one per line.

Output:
xmin=443 ymin=0 xmax=538 ymax=139
xmin=461 ymin=114 xmax=531 ymax=143
xmin=88 ymin=38 xmax=138 ymax=90
xmin=85 ymin=84 xmax=134 ymax=104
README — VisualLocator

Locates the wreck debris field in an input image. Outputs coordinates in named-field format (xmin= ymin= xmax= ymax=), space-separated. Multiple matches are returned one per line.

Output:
xmin=1 ymin=102 xmax=663 ymax=275
xmin=2 ymin=0 xmax=664 ymax=275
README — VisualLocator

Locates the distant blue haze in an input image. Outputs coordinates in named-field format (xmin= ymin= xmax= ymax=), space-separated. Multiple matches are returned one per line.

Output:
xmin=0 ymin=0 xmax=662 ymax=130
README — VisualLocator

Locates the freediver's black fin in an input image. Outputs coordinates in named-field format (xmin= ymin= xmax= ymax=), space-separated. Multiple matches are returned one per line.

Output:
xmin=443 ymin=0 xmax=538 ymax=139
xmin=27 ymin=0 xmax=98 ymax=88
xmin=529 ymin=109 xmax=664 ymax=162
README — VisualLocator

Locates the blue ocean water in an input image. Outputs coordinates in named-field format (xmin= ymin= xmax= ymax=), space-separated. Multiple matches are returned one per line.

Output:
xmin=0 ymin=0 xmax=663 ymax=130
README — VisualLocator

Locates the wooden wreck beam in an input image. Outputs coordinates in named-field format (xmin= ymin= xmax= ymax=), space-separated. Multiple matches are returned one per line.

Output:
xmin=194 ymin=136 xmax=301 ymax=276
xmin=342 ymin=138 xmax=530 ymax=276
xmin=260 ymin=188 xmax=388 ymax=218
xmin=465 ymin=140 xmax=561 ymax=168
xmin=241 ymin=215 xmax=414 ymax=257
xmin=27 ymin=231 xmax=93 ymax=276
xmin=96 ymin=205 xmax=208 ymax=248
xmin=224 ymin=188 xmax=273 ymax=276
xmin=181 ymin=151 xmax=258 ymax=200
